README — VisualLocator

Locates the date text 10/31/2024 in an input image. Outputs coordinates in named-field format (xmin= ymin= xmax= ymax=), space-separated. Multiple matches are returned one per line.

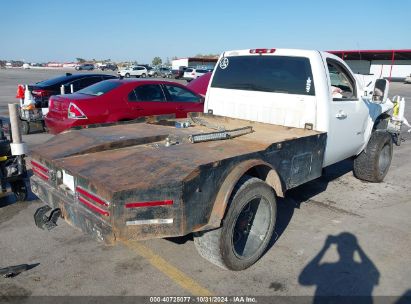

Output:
xmin=149 ymin=296 xmax=257 ymax=303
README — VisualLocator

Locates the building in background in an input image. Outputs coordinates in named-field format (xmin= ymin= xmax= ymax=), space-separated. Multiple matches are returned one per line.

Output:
xmin=171 ymin=57 xmax=218 ymax=71
xmin=328 ymin=49 xmax=411 ymax=81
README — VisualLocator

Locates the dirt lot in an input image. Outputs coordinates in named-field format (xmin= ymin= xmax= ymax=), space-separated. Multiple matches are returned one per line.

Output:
xmin=0 ymin=68 xmax=410 ymax=301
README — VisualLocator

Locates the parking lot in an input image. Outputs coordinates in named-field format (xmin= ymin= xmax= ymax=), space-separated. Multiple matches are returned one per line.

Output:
xmin=1 ymin=68 xmax=411 ymax=300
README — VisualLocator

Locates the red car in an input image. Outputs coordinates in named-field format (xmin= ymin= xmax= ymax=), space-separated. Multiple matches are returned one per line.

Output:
xmin=186 ymin=72 xmax=212 ymax=96
xmin=45 ymin=79 xmax=204 ymax=134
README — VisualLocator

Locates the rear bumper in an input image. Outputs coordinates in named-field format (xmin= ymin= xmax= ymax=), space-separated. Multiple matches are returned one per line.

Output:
xmin=44 ymin=116 xmax=81 ymax=134
xmin=30 ymin=176 xmax=115 ymax=244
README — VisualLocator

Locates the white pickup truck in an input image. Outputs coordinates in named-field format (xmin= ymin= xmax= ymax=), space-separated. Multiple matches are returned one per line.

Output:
xmin=30 ymin=48 xmax=395 ymax=271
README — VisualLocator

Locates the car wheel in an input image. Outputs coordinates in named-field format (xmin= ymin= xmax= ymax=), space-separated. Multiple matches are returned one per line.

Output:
xmin=20 ymin=120 xmax=30 ymax=135
xmin=11 ymin=180 xmax=28 ymax=202
xmin=193 ymin=176 xmax=276 ymax=270
xmin=125 ymin=73 xmax=130 ymax=78
xmin=353 ymin=131 xmax=393 ymax=182
xmin=141 ymin=73 xmax=146 ymax=78
xmin=153 ymin=73 xmax=158 ymax=78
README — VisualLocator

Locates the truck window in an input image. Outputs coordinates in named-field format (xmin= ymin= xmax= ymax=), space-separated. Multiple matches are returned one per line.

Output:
xmin=211 ymin=55 xmax=315 ymax=96
xmin=326 ymin=59 xmax=356 ymax=100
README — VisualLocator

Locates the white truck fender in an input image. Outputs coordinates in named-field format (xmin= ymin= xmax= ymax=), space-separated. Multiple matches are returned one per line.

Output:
xmin=357 ymin=98 xmax=394 ymax=155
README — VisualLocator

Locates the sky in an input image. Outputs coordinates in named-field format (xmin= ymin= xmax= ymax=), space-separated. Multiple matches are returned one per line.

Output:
xmin=1 ymin=0 xmax=410 ymax=64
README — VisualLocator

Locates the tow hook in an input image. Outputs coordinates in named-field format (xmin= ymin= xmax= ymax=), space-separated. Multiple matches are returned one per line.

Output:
xmin=34 ymin=205 xmax=61 ymax=230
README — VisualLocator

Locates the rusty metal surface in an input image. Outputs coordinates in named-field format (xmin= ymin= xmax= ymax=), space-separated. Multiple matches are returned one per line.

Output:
xmin=30 ymin=113 xmax=326 ymax=241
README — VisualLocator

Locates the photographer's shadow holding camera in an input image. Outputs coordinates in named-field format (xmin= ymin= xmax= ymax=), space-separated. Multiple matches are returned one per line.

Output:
xmin=299 ymin=232 xmax=380 ymax=303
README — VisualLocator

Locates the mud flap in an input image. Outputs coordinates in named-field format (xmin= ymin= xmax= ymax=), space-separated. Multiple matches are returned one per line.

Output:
xmin=34 ymin=205 xmax=61 ymax=230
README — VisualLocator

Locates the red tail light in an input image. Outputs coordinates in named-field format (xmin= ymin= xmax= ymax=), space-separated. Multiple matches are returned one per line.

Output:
xmin=68 ymin=103 xmax=87 ymax=119
xmin=250 ymin=48 xmax=276 ymax=54
xmin=31 ymin=160 xmax=49 ymax=181
xmin=32 ymin=89 xmax=52 ymax=97
xmin=125 ymin=200 xmax=173 ymax=208
xmin=76 ymin=186 xmax=110 ymax=216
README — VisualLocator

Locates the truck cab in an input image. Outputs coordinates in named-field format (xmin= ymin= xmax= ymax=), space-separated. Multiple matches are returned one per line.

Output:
xmin=205 ymin=48 xmax=393 ymax=167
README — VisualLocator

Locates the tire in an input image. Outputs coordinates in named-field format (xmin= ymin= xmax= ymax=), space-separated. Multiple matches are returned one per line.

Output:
xmin=194 ymin=176 xmax=276 ymax=270
xmin=20 ymin=120 xmax=30 ymax=135
xmin=125 ymin=73 xmax=130 ymax=78
xmin=353 ymin=131 xmax=393 ymax=182
xmin=11 ymin=180 xmax=28 ymax=202
xmin=141 ymin=73 xmax=146 ymax=78
xmin=154 ymin=73 xmax=158 ymax=78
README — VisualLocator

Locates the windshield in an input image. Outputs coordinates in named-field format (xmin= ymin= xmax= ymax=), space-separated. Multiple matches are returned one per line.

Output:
xmin=77 ymin=81 xmax=122 ymax=96
xmin=211 ymin=55 xmax=315 ymax=96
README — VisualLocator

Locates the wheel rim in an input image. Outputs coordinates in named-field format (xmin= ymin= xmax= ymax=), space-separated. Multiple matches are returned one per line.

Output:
xmin=231 ymin=196 xmax=271 ymax=259
xmin=379 ymin=143 xmax=391 ymax=175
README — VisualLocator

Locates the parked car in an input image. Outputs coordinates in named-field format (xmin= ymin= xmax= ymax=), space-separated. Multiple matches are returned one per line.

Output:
xmin=172 ymin=66 xmax=188 ymax=79
xmin=186 ymin=72 xmax=212 ymax=96
xmin=75 ymin=64 xmax=95 ymax=71
xmin=19 ymin=73 xmax=117 ymax=134
xmin=159 ymin=67 xmax=173 ymax=78
xmin=405 ymin=74 xmax=411 ymax=84
xmin=29 ymin=73 xmax=117 ymax=108
xmin=183 ymin=68 xmax=210 ymax=82
xmin=118 ymin=66 xmax=148 ymax=78
xmin=100 ymin=63 xmax=118 ymax=71
xmin=148 ymin=67 xmax=159 ymax=77
xmin=45 ymin=79 xmax=204 ymax=134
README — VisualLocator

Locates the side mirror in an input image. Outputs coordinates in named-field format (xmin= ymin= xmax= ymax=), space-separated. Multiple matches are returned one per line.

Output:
xmin=372 ymin=79 xmax=389 ymax=104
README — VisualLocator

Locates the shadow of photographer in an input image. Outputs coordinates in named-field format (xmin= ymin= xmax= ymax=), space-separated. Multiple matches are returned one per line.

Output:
xmin=299 ymin=232 xmax=379 ymax=304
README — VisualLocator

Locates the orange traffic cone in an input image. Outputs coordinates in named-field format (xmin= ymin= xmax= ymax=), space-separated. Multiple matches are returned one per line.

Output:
xmin=15 ymin=84 xmax=25 ymax=99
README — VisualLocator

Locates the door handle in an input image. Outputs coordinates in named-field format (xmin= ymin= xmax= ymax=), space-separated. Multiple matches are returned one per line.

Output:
xmin=335 ymin=111 xmax=347 ymax=119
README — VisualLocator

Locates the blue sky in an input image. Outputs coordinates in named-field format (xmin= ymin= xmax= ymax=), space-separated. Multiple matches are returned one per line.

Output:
xmin=1 ymin=0 xmax=410 ymax=63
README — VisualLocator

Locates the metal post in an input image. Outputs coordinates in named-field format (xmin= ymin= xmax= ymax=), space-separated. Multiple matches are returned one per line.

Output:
xmin=60 ymin=85 xmax=65 ymax=95
xmin=389 ymin=50 xmax=395 ymax=82
xmin=70 ymin=84 xmax=74 ymax=93
xmin=8 ymin=104 xmax=22 ymax=144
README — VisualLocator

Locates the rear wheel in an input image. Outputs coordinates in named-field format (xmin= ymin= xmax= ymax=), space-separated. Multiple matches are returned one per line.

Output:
xmin=20 ymin=120 xmax=30 ymax=135
xmin=194 ymin=176 xmax=276 ymax=270
xmin=125 ymin=73 xmax=130 ymax=78
xmin=353 ymin=131 xmax=393 ymax=182
xmin=141 ymin=73 xmax=147 ymax=78
xmin=11 ymin=180 xmax=28 ymax=202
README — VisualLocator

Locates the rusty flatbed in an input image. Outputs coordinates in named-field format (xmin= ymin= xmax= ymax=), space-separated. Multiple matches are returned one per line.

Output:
xmin=30 ymin=114 xmax=326 ymax=243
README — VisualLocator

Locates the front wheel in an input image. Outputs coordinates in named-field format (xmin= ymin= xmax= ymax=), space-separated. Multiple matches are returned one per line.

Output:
xmin=141 ymin=73 xmax=146 ymax=78
xmin=353 ymin=131 xmax=393 ymax=182
xmin=194 ymin=176 xmax=276 ymax=270
xmin=125 ymin=73 xmax=130 ymax=78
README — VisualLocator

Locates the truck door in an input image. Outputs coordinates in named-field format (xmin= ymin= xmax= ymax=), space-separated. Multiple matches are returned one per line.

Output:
xmin=324 ymin=58 xmax=369 ymax=166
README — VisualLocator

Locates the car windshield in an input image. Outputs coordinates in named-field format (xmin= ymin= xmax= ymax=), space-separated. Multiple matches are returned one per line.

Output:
xmin=76 ymin=81 xmax=122 ymax=96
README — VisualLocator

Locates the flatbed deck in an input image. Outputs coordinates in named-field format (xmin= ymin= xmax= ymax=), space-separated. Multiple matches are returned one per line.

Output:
xmin=31 ymin=114 xmax=322 ymax=196
xmin=30 ymin=114 xmax=326 ymax=242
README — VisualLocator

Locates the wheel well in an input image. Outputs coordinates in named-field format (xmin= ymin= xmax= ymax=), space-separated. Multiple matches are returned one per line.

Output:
xmin=245 ymin=165 xmax=284 ymax=197
xmin=202 ymin=161 xmax=285 ymax=231
xmin=373 ymin=113 xmax=390 ymax=130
